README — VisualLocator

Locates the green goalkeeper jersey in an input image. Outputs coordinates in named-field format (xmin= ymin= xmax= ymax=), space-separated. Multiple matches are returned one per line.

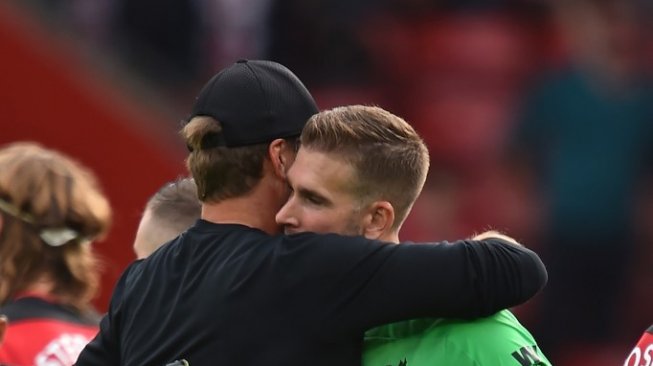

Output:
xmin=363 ymin=310 xmax=551 ymax=366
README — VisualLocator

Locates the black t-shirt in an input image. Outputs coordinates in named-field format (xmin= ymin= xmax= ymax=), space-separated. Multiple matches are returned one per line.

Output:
xmin=76 ymin=220 xmax=546 ymax=366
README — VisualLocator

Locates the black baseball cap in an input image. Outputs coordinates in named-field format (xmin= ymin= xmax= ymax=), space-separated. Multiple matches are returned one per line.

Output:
xmin=189 ymin=60 xmax=319 ymax=148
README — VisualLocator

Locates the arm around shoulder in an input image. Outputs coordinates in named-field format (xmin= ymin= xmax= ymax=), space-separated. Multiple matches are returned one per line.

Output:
xmin=467 ymin=231 xmax=547 ymax=316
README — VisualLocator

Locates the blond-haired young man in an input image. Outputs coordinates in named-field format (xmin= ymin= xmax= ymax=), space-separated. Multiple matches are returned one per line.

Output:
xmin=277 ymin=105 xmax=551 ymax=366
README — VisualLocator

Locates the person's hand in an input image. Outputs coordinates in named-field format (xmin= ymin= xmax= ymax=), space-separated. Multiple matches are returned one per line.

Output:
xmin=0 ymin=314 xmax=7 ymax=344
xmin=472 ymin=230 xmax=521 ymax=246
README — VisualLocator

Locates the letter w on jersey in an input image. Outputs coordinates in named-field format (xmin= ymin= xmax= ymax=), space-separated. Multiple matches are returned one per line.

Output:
xmin=512 ymin=345 xmax=544 ymax=366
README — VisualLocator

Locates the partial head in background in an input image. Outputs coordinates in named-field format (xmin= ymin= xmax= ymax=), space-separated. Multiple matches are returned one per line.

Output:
xmin=133 ymin=177 xmax=201 ymax=259
xmin=0 ymin=142 xmax=111 ymax=311
xmin=276 ymin=105 xmax=430 ymax=242
xmin=555 ymin=0 xmax=652 ymax=85
xmin=181 ymin=60 xmax=318 ymax=233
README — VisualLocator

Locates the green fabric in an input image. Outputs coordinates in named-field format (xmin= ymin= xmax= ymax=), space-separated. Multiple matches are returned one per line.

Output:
xmin=364 ymin=310 xmax=552 ymax=366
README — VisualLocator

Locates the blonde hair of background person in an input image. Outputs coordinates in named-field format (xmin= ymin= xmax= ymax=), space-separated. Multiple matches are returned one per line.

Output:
xmin=133 ymin=177 xmax=201 ymax=259
xmin=0 ymin=142 xmax=111 ymax=366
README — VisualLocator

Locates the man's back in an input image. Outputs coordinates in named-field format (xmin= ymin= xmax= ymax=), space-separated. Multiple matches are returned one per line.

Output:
xmin=104 ymin=221 xmax=359 ymax=365
xmin=78 ymin=220 xmax=545 ymax=366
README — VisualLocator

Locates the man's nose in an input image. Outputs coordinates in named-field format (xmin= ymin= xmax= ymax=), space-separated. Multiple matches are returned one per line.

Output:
xmin=276 ymin=201 xmax=298 ymax=227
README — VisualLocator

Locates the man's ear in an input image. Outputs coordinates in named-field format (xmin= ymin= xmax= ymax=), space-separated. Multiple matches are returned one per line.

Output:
xmin=362 ymin=201 xmax=395 ymax=240
xmin=268 ymin=139 xmax=292 ymax=179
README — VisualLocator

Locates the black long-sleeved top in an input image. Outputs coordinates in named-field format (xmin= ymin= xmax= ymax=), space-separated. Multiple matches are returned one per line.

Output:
xmin=76 ymin=220 xmax=547 ymax=366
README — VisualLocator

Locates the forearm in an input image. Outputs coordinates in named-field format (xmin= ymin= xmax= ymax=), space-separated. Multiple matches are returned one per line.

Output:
xmin=339 ymin=237 xmax=547 ymax=327
xmin=463 ymin=237 xmax=547 ymax=317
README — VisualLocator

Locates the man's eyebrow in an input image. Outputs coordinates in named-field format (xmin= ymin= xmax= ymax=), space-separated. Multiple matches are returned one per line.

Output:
xmin=296 ymin=187 xmax=332 ymax=206
xmin=296 ymin=187 xmax=320 ymax=198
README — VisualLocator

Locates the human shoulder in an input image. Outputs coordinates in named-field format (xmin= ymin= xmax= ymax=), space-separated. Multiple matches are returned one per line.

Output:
xmin=421 ymin=310 xmax=550 ymax=366
xmin=363 ymin=319 xmax=442 ymax=366
xmin=430 ymin=310 xmax=532 ymax=346
xmin=365 ymin=318 xmax=442 ymax=341
xmin=434 ymin=309 xmax=517 ymax=331
xmin=0 ymin=297 xmax=99 ymax=326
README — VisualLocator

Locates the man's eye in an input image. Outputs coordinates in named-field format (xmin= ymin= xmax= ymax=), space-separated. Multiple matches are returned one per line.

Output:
xmin=306 ymin=196 xmax=323 ymax=205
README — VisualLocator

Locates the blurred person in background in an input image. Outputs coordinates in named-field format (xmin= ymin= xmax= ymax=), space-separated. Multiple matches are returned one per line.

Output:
xmin=624 ymin=324 xmax=653 ymax=366
xmin=110 ymin=0 xmax=205 ymax=93
xmin=133 ymin=177 xmax=200 ymax=259
xmin=508 ymin=0 xmax=653 ymax=363
xmin=0 ymin=142 xmax=112 ymax=366
xmin=266 ymin=0 xmax=376 ymax=87
xmin=276 ymin=105 xmax=550 ymax=366
xmin=0 ymin=315 xmax=6 ymax=345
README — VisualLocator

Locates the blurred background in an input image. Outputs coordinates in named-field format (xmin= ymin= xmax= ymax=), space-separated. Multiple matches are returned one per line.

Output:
xmin=1 ymin=0 xmax=653 ymax=364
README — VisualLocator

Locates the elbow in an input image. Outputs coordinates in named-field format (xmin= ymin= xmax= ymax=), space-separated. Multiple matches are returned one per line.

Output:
xmin=521 ymin=248 xmax=548 ymax=301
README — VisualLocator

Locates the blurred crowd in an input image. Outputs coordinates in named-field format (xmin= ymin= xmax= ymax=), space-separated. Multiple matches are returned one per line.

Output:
xmin=7 ymin=0 xmax=653 ymax=365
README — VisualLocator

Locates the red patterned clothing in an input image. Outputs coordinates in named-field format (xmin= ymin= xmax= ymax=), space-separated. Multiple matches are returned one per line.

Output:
xmin=0 ymin=296 xmax=99 ymax=366
xmin=625 ymin=324 xmax=653 ymax=366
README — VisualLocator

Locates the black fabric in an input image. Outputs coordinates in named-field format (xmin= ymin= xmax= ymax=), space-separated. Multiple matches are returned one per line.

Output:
xmin=76 ymin=220 xmax=547 ymax=366
xmin=1 ymin=297 xmax=99 ymax=326
xmin=189 ymin=60 xmax=319 ymax=147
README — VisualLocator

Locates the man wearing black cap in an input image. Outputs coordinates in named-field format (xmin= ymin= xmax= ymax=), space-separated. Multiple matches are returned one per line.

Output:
xmin=76 ymin=60 xmax=547 ymax=366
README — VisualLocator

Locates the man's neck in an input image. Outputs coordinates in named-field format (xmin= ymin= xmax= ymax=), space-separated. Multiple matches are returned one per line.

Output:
xmin=201 ymin=177 xmax=285 ymax=235
xmin=378 ymin=232 xmax=400 ymax=244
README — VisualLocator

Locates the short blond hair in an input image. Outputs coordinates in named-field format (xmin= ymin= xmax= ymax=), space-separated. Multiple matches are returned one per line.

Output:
xmin=300 ymin=105 xmax=430 ymax=229
xmin=135 ymin=178 xmax=200 ymax=258
xmin=0 ymin=142 xmax=111 ymax=311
